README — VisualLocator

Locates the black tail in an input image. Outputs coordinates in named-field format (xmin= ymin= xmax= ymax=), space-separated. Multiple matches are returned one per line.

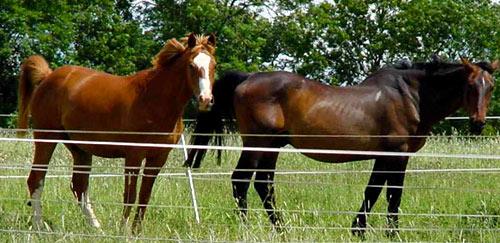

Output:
xmin=185 ymin=71 xmax=252 ymax=168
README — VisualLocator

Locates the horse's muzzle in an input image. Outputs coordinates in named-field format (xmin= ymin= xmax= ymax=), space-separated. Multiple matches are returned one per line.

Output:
xmin=469 ymin=120 xmax=485 ymax=135
xmin=198 ymin=94 xmax=214 ymax=111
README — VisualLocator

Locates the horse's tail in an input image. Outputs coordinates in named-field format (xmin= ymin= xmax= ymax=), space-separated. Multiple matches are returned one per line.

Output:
xmin=185 ymin=71 xmax=252 ymax=168
xmin=17 ymin=55 xmax=52 ymax=137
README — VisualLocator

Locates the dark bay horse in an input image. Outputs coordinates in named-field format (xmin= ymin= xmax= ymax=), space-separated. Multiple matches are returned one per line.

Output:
xmin=186 ymin=58 xmax=498 ymax=235
xmin=17 ymin=33 xmax=216 ymax=231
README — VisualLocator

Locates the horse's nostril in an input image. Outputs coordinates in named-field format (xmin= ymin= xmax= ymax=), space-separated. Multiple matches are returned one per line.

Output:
xmin=198 ymin=94 xmax=213 ymax=105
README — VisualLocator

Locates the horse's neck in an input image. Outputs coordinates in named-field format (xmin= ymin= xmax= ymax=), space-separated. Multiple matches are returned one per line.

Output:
xmin=418 ymin=69 xmax=466 ymax=131
xmin=132 ymin=65 xmax=192 ymax=122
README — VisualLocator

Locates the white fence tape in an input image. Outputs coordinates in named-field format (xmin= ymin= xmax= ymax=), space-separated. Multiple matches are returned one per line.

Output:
xmin=1 ymin=137 xmax=499 ymax=160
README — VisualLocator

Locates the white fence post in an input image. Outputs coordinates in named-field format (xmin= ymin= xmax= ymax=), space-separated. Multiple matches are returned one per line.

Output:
xmin=180 ymin=134 xmax=200 ymax=224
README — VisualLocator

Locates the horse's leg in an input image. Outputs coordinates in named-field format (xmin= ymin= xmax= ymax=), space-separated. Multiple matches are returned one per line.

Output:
xmin=122 ymin=155 xmax=142 ymax=227
xmin=27 ymin=135 xmax=58 ymax=230
xmin=132 ymin=154 xmax=168 ymax=233
xmin=351 ymin=159 xmax=388 ymax=235
xmin=254 ymin=152 xmax=280 ymax=225
xmin=385 ymin=156 xmax=409 ymax=236
xmin=65 ymin=144 xmax=101 ymax=228
xmin=231 ymin=150 xmax=261 ymax=221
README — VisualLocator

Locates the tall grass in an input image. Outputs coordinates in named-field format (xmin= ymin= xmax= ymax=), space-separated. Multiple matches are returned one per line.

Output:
xmin=0 ymin=132 xmax=498 ymax=242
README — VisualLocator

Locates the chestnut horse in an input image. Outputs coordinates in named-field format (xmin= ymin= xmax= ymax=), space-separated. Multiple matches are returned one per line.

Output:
xmin=185 ymin=58 xmax=498 ymax=235
xmin=17 ymin=33 xmax=216 ymax=231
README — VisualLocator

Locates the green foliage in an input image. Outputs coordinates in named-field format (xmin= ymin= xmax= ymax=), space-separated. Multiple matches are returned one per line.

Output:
xmin=0 ymin=0 xmax=499 ymax=130
xmin=0 ymin=0 xmax=155 ymax=125
xmin=143 ymin=0 xmax=272 ymax=73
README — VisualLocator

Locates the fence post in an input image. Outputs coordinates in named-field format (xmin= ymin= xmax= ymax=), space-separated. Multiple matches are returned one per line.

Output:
xmin=181 ymin=134 xmax=200 ymax=224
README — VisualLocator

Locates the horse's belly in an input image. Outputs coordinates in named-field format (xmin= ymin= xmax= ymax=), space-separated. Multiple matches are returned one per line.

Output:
xmin=290 ymin=137 xmax=380 ymax=163
xmin=301 ymin=152 xmax=373 ymax=163
xmin=74 ymin=144 xmax=127 ymax=158
xmin=66 ymin=134 xmax=179 ymax=158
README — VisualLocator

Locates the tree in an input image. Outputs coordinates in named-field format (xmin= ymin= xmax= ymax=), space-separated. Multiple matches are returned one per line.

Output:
xmin=1 ymin=0 xmax=498 ymax=131
xmin=142 ymin=0 xmax=273 ymax=73
xmin=0 ymin=0 xmax=155 ymax=126
xmin=264 ymin=0 xmax=499 ymax=85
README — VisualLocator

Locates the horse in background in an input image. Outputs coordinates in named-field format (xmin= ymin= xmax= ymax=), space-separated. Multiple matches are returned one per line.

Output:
xmin=185 ymin=57 xmax=498 ymax=235
xmin=18 ymin=33 xmax=216 ymax=232
xmin=185 ymin=71 xmax=252 ymax=168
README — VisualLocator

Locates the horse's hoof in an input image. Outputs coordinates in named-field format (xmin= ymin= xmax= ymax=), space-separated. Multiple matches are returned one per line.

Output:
xmin=131 ymin=220 xmax=143 ymax=235
xmin=351 ymin=227 xmax=366 ymax=237
xmin=351 ymin=220 xmax=367 ymax=237
xmin=386 ymin=217 xmax=399 ymax=238
xmin=31 ymin=219 xmax=52 ymax=232
xmin=385 ymin=226 xmax=399 ymax=238
xmin=234 ymin=208 xmax=249 ymax=223
xmin=272 ymin=218 xmax=285 ymax=233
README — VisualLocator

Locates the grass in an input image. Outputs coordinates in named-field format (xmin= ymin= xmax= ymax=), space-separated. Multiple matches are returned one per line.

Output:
xmin=0 ymin=132 xmax=499 ymax=242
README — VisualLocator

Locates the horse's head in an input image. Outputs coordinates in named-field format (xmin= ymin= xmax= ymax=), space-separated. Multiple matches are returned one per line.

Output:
xmin=460 ymin=57 xmax=498 ymax=134
xmin=184 ymin=33 xmax=217 ymax=111
xmin=152 ymin=33 xmax=217 ymax=111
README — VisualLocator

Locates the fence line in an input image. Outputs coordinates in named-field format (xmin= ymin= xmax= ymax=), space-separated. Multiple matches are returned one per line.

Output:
xmin=1 ymin=197 xmax=498 ymax=220
xmin=1 ymin=137 xmax=499 ymax=160
xmin=0 ymin=229 xmax=206 ymax=242
xmin=2 ymin=113 xmax=500 ymax=119
xmin=2 ymin=227 xmax=493 ymax=242
xmin=2 ymin=164 xmax=499 ymax=173
xmin=1 ymin=171 xmax=498 ymax=193
xmin=1 ymin=166 xmax=499 ymax=180
xmin=181 ymin=133 xmax=201 ymax=224
xmin=2 ymin=127 xmax=500 ymax=138
xmin=1 ymin=132 xmax=498 ymax=239
xmin=444 ymin=116 xmax=500 ymax=120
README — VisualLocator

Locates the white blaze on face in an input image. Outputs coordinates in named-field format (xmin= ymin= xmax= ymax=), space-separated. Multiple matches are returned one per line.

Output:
xmin=193 ymin=52 xmax=212 ymax=100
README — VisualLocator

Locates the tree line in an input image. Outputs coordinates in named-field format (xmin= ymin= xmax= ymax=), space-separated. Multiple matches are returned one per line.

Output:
xmin=1 ymin=0 xmax=499 ymax=132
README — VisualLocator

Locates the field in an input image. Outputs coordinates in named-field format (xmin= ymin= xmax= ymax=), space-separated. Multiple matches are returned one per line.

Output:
xmin=0 ymin=132 xmax=499 ymax=242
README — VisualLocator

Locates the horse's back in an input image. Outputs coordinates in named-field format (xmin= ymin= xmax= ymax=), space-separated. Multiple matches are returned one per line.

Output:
xmin=30 ymin=65 xmax=135 ymax=131
xmin=232 ymin=71 xmax=414 ymax=162
xmin=233 ymin=71 xmax=305 ymax=132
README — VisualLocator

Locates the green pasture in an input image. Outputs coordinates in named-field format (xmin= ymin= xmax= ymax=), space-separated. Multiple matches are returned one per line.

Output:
xmin=0 ymin=133 xmax=498 ymax=242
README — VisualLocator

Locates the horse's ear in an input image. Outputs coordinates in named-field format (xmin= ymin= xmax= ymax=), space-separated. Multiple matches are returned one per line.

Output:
xmin=187 ymin=33 xmax=197 ymax=48
xmin=207 ymin=33 xmax=216 ymax=47
xmin=460 ymin=56 xmax=474 ymax=73
xmin=459 ymin=56 xmax=470 ymax=65
xmin=431 ymin=53 xmax=442 ymax=63
xmin=491 ymin=60 xmax=499 ymax=71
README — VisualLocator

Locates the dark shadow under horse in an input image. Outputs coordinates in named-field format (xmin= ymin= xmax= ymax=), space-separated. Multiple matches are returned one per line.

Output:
xmin=186 ymin=58 xmax=498 ymax=235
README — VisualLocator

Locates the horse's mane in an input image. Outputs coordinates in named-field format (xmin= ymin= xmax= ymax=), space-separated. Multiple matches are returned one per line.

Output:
xmin=389 ymin=57 xmax=496 ymax=75
xmin=364 ymin=59 xmax=465 ymax=87
xmin=152 ymin=34 xmax=215 ymax=69
xmin=152 ymin=38 xmax=186 ymax=68
xmin=379 ymin=59 xmax=465 ymax=77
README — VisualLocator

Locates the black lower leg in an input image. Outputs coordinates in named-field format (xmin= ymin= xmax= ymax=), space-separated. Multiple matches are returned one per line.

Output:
xmin=231 ymin=170 xmax=253 ymax=220
xmin=385 ymin=158 xmax=408 ymax=237
xmin=255 ymin=172 xmax=280 ymax=225
xmin=352 ymin=160 xmax=388 ymax=236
